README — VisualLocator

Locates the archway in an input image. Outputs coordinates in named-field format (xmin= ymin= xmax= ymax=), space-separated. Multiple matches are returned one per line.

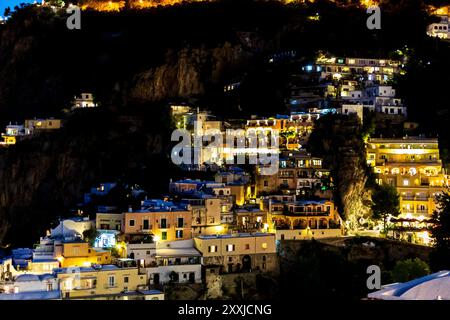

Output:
xmin=242 ymin=255 xmax=252 ymax=272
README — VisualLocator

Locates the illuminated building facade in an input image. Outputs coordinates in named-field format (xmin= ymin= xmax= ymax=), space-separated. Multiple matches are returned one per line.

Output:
xmin=367 ymin=137 xmax=449 ymax=219
xmin=256 ymin=150 xmax=331 ymax=197
xmin=194 ymin=233 xmax=278 ymax=274
xmin=123 ymin=200 xmax=192 ymax=242
xmin=427 ymin=15 xmax=450 ymax=39
xmin=262 ymin=196 xmax=342 ymax=240
xmin=315 ymin=55 xmax=400 ymax=84
xmin=72 ymin=93 xmax=97 ymax=109
xmin=55 ymin=264 xmax=162 ymax=300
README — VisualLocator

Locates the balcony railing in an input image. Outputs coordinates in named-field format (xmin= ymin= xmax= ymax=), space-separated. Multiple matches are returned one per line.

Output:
xmin=104 ymin=284 xmax=118 ymax=289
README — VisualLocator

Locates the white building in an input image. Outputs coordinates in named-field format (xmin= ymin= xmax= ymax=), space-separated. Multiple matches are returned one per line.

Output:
xmin=144 ymin=239 xmax=202 ymax=286
xmin=341 ymin=85 xmax=407 ymax=116
xmin=338 ymin=104 xmax=364 ymax=123
xmin=0 ymin=274 xmax=61 ymax=300
xmin=127 ymin=242 xmax=157 ymax=268
xmin=50 ymin=217 xmax=94 ymax=239
xmin=72 ymin=93 xmax=97 ymax=109
xmin=427 ymin=15 xmax=450 ymax=39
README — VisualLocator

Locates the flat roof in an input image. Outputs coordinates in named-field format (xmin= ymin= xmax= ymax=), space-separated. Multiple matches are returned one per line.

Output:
xmin=54 ymin=264 xmax=133 ymax=274
xmin=196 ymin=232 xmax=274 ymax=240
xmin=156 ymin=248 xmax=201 ymax=258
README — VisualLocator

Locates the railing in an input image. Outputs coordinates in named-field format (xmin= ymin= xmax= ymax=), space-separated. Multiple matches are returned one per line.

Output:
xmin=402 ymin=196 xmax=429 ymax=201
xmin=285 ymin=211 xmax=330 ymax=216
xmin=74 ymin=286 xmax=96 ymax=291
xmin=104 ymin=284 xmax=118 ymax=289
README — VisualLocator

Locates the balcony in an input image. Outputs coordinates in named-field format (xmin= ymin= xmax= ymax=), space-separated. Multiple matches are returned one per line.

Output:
xmin=104 ymin=284 xmax=118 ymax=289
xmin=402 ymin=196 xmax=429 ymax=202
xmin=74 ymin=286 xmax=96 ymax=291
xmin=285 ymin=210 xmax=330 ymax=217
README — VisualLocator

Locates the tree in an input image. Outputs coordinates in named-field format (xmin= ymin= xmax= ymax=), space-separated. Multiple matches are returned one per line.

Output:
xmin=430 ymin=192 xmax=450 ymax=271
xmin=371 ymin=184 xmax=400 ymax=231
xmin=3 ymin=7 xmax=11 ymax=17
xmin=82 ymin=228 xmax=99 ymax=247
xmin=390 ymin=258 xmax=430 ymax=283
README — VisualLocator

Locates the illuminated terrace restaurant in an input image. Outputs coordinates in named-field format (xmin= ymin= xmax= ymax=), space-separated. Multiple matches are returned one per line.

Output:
xmin=368 ymin=271 xmax=450 ymax=300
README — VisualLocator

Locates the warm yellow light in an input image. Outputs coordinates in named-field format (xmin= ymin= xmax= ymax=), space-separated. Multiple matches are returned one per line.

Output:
xmin=83 ymin=261 xmax=91 ymax=267
xmin=214 ymin=225 xmax=224 ymax=234
xmin=153 ymin=235 xmax=160 ymax=242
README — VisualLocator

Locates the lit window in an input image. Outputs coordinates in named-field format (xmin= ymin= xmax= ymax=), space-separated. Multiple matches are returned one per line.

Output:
xmin=226 ymin=244 xmax=235 ymax=252
xmin=403 ymin=180 xmax=409 ymax=186
xmin=108 ymin=276 xmax=115 ymax=287
xmin=208 ymin=245 xmax=217 ymax=253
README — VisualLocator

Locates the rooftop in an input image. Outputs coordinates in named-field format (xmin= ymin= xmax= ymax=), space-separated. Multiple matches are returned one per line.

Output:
xmin=196 ymin=232 xmax=274 ymax=240
xmin=54 ymin=264 xmax=126 ymax=274
xmin=156 ymin=248 xmax=201 ymax=258
xmin=368 ymin=271 xmax=450 ymax=300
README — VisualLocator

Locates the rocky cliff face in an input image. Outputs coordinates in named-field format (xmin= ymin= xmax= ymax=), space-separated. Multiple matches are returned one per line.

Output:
xmin=0 ymin=108 xmax=174 ymax=247
xmin=307 ymin=115 xmax=372 ymax=229
xmin=128 ymin=43 xmax=250 ymax=103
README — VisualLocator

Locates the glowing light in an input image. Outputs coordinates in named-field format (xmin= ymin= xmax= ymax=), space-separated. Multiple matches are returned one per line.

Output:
xmin=214 ymin=225 xmax=224 ymax=234
xmin=153 ymin=235 xmax=160 ymax=242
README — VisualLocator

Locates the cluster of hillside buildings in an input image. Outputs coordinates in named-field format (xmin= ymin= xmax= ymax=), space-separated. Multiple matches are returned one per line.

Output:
xmin=366 ymin=137 xmax=450 ymax=245
xmin=1 ymin=46 xmax=449 ymax=300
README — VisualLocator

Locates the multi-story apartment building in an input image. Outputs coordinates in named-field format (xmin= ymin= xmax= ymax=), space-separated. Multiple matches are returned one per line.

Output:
xmin=235 ymin=205 xmax=268 ymax=232
xmin=144 ymin=240 xmax=202 ymax=286
xmin=24 ymin=118 xmax=62 ymax=132
xmin=256 ymin=150 xmax=331 ymax=197
xmin=32 ymin=237 xmax=111 ymax=268
xmin=314 ymin=55 xmax=400 ymax=84
xmin=55 ymin=264 xmax=163 ymax=300
xmin=427 ymin=15 xmax=450 ymax=39
xmin=96 ymin=212 xmax=123 ymax=231
xmin=194 ymin=233 xmax=278 ymax=274
xmin=262 ymin=196 xmax=342 ymax=240
xmin=367 ymin=137 xmax=450 ymax=218
xmin=169 ymin=179 xmax=237 ymax=227
xmin=342 ymin=85 xmax=407 ymax=117
xmin=123 ymin=200 xmax=192 ymax=242
xmin=72 ymin=93 xmax=97 ymax=109
xmin=181 ymin=198 xmax=223 ymax=236
xmin=54 ymin=241 xmax=112 ymax=268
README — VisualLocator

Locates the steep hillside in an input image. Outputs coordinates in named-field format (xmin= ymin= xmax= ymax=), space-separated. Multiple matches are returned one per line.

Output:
xmin=0 ymin=106 xmax=175 ymax=247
